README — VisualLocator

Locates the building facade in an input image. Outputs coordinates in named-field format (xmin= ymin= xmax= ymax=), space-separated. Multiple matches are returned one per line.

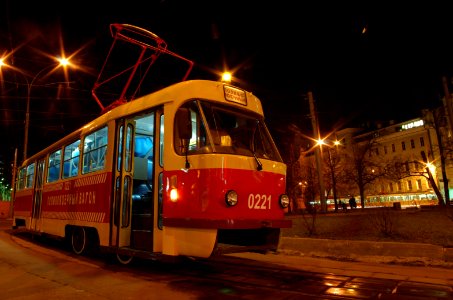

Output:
xmin=337 ymin=116 xmax=452 ymax=208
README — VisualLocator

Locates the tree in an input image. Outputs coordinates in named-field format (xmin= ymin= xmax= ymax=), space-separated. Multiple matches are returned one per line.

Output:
xmin=323 ymin=146 xmax=344 ymax=212
xmin=300 ymin=158 xmax=319 ymax=211
xmin=423 ymin=108 xmax=450 ymax=206
xmin=341 ymin=137 xmax=382 ymax=208
xmin=277 ymin=124 xmax=304 ymax=213
xmin=383 ymin=155 xmax=444 ymax=205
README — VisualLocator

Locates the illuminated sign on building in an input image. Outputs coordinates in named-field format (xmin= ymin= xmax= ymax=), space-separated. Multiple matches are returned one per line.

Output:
xmin=401 ymin=119 xmax=424 ymax=130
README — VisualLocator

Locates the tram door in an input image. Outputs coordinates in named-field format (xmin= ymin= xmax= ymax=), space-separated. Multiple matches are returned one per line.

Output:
xmin=113 ymin=120 xmax=135 ymax=248
xmin=31 ymin=159 xmax=45 ymax=231
xmin=129 ymin=112 xmax=156 ymax=251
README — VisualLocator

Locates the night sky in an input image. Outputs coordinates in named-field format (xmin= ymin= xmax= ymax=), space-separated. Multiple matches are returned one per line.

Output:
xmin=1 ymin=1 xmax=453 ymax=170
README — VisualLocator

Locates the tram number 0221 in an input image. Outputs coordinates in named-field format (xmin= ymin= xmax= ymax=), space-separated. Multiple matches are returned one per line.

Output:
xmin=248 ymin=194 xmax=271 ymax=209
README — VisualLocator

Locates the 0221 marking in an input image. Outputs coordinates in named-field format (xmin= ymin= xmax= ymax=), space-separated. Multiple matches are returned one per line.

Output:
xmin=248 ymin=194 xmax=271 ymax=209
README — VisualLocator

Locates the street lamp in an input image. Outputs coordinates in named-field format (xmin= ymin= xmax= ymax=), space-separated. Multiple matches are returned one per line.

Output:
xmin=312 ymin=138 xmax=326 ymax=212
xmin=221 ymin=71 xmax=232 ymax=83
xmin=315 ymin=137 xmax=343 ymax=212
xmin=324 ymin=139 xmax=342 ymax=212
xmin=25 ymin=58 xmax=71 ymax=161
xmin=1 ymin=55 xmax=72 ymax=161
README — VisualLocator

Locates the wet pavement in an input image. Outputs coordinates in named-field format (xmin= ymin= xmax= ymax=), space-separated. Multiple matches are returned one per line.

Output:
xmin=2 ymin=217 xmax=453 ymax=299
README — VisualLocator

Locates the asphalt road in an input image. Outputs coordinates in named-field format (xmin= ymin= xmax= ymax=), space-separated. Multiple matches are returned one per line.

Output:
xmin=1 ymin=218 xmax=453 ymax=299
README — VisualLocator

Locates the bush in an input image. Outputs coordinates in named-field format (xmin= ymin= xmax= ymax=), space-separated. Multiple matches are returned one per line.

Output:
xmin=367 ymin=208 xmax=399 ymax=237
xmin=283 ymin=207 xmax=453 ymax=247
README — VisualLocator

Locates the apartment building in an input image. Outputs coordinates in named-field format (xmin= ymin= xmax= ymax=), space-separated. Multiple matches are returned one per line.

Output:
xmin=337 ymin=117 xmax=450 ymax=207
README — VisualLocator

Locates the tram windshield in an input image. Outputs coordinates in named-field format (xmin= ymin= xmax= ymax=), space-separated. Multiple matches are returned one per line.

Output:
xmin=175 ymin=100 xmax=282 ymax=162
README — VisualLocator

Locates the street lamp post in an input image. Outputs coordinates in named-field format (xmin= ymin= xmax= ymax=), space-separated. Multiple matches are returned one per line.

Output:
xmin=23 ymin=58 xmax=70 ymax=161
xmin=308 ymin=91 xmax=327 ymax=212
xmin=326 ymin=148 xmax=338 ymax=211
xmin=326 ymin=140 xmax=341 ymax=212
xmin=1 ymin=55 xmax=71 ymax=161
xmin=315 ymin=138 xmax=342 ymax=212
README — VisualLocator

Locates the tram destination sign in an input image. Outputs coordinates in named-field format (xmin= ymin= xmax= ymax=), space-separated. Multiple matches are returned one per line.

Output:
xmin=224 ymin=85 xmax=247 ymax=106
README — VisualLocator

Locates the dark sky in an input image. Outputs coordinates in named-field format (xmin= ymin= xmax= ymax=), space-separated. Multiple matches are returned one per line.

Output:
xmin=1 ymin=1 xmax=453 ymax=167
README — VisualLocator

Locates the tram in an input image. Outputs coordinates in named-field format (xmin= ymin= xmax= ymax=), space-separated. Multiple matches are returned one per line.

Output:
xmin=12 ymin=24 xmax=291 ymax=264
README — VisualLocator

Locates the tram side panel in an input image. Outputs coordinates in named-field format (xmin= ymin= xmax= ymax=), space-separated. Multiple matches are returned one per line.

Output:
xmin=12 ymin=189 xmax=33 ymax=228
xmin=39 ymin=172 xmax=113 ymax=245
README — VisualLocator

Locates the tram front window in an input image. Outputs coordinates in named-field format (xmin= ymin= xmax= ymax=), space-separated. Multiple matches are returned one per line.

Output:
xmin=176 ymin=100 xmax=282 ymax=162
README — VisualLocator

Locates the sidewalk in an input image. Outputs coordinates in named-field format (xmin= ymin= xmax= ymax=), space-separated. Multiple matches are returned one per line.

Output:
xmin=228 ymin=251 xmax=453 ymax=287
xmin=279 ymin=237 xmax=453 ymax=266
xmin=3 ymin=217 xmax=453 ymax=286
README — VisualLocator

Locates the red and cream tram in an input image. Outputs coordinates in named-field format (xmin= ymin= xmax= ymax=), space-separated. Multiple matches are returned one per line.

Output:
xmin=12 ymin=24 xmax=291 ymax=264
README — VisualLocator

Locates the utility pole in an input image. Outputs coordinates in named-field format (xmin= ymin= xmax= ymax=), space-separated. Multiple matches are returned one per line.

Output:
xmin=308 ymin=91 xmax=327 ymax=212
xmin=9 ymin=148 xmax=17 ymax=218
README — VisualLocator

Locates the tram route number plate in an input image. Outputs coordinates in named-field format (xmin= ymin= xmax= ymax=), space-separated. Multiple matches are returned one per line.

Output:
xmin=248 ymin=194 xmax=271 ymax=209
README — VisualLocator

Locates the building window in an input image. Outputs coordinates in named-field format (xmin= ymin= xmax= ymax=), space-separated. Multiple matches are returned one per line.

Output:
xmin=420 ymin=137 xmax=425 ymax=147
xmin=392 ymin=144 xmax=395 ymax=152
xmin=397 ymin=182 xmax=402 ymax=191
xmin=389 ymin=183 xmax=393 ymax=192
xmin=381 ymin=184 xmax=385 ymax=193
xmin=405 ymin=161 xmax=410 ymax=172
xmin=375 ymin=148 xmax=379 ymax=156
xmin=402 ymin=141 xmax=406 ymax=151
xmin=417 ymin=179 xmax=422 ymax=190
xmin=411 ymin=139 xmax=415 ymax=149
xmin=384 ymin=145 xmax=388 ymax=154
xmin=407 ymin=180 xmax=412 ymax=190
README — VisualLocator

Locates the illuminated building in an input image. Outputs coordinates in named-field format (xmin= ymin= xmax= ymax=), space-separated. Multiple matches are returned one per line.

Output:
xmin=336 ymin=115 xmax=451 ymax=208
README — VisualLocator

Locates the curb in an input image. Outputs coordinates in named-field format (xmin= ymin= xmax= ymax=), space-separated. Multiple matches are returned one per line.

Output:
xmin=279 ymin=237 xmax=453 ymax=262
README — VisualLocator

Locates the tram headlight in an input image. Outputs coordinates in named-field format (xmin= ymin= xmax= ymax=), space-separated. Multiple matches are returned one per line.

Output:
xmin=225 ymin=190 xmax=238 ymax=206
xmin=279 ymin=194 xmax=290 ymax=208
xmin=170 ymin=188 xmax=178 ymax=202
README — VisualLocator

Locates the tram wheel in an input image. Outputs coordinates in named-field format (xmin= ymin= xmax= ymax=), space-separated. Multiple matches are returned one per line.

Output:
xmin=116 ymin=253 xmax=134 ymax=265
xmin=71 ymin=226 xmax=87 ymax=255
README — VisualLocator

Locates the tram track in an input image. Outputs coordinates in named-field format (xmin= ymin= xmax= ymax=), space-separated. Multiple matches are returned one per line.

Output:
xmin=8 ymin=230 xmax=453 ymax=299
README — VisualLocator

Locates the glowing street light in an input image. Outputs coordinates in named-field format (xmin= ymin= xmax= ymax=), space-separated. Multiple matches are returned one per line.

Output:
xmin=221 ymin=71 xmax=232 ymax=83
xmin=1 ymin=55 xmax=73 ymax=161
xmin=23 ymin=57 xmax=72 ymax=160
xmin=315 ymin=137 xmax=343 ymax=212
xmin=426 ymin=162 xmax=436 ymax=175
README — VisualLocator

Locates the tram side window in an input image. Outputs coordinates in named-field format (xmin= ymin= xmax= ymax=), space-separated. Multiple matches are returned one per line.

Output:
xmin=16 ymin=167 xmax=26 ymax=190
xmin=47 ymin=150 xmax=62 ymax=183
xmin=63 ymin=140 xmax=81 ymax=178
xmin=25 ymin=163 xmax=35 ymax=188
xmin=160 ymin=114 xmax=164 ymax=166
xmin=174 ymin=101 xmax=208 ymax=155
xmin=82 ymin=126 xmax=108 ymax=174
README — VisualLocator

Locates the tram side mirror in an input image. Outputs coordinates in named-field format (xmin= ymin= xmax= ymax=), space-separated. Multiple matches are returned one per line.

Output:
xmin=176 ymin=108 xmax=192 ymax=153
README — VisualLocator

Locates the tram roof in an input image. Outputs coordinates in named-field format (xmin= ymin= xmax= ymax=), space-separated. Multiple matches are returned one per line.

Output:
xmin=22 ymin=80 xmax=264 ymax=165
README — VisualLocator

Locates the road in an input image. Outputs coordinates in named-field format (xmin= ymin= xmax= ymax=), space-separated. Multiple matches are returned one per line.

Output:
xmin=0 ymin=218 xmax=453 ymax=299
